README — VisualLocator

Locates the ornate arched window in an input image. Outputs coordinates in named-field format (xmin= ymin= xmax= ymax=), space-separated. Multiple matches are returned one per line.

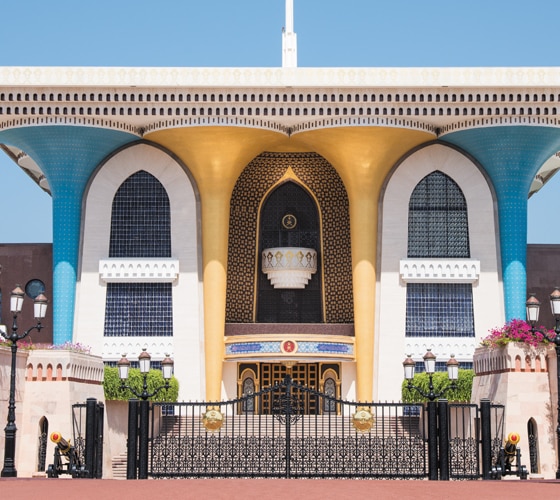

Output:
xmin=37 ymin=417 xmax=48 ymax=472
xmin=109 ymin=170 xmax=171 ymax=258
xmin=104 ymin=171 xmax=173 ymax=337
xmin=528 ymin=418 xmax=539 ymax=474
xmin=405 ymin=171 xmax=474 ymax=338
xmin=323 ymin=377 xmax=336 ymax=414
xmin=408 ymin=170 xmax=469 ymax=258
xmin=257 ymin=182 xmax=322 ymax=323
xmin=242 ymin=376 xmax=256 ymax=414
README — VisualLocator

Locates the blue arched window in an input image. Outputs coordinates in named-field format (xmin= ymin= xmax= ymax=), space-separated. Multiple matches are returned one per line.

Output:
xmin=104 ymin=171 xmax=173 ymax=337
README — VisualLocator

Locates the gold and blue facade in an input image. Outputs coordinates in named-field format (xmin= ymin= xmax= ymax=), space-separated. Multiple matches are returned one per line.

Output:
xmin=1 ymin=67 xmax=559 ymax=402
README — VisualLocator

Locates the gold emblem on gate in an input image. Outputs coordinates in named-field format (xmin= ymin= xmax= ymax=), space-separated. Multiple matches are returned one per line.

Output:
xmin=202 ymin=407 xmax=224 ymax=432
xmin=352 ymin=407 xmax=374 ymax=432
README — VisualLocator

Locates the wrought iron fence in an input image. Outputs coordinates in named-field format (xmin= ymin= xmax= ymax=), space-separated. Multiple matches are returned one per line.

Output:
xmin=137 ymin=378 xmax=505 ymax=480
xmin=149 ymin=377 xmax=427 ymax=479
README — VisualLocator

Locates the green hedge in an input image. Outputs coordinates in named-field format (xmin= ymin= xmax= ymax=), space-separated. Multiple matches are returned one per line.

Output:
xmin=103 ymin=366 xmax=179 ymax=402
xmin=401 ymin=369 xmax=474 ymax=404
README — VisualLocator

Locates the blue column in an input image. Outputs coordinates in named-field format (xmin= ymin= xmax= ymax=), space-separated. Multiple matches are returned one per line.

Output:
xmin=442 ymin=126 xmax=560 ymax=320
xmin=0 ymin=126 xmax=138 ymax=343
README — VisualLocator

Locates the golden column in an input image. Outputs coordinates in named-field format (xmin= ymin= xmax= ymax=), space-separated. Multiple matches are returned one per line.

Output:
xmin=293 ymin=127 xmax=433 ymax=401
xmin=145 ymin=127 xmax=284 ymax=401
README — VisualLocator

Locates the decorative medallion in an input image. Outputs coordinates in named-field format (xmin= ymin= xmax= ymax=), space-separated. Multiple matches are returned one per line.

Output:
xmin=352 ymin=407 xmax=375 ymax=432
xmin=202 ymin=407 xmax=224 ymax=432
xmin=282 ymin=213 xmax=297 ymax=229
xmin=281 ymin=339 xmax=298 ymax=354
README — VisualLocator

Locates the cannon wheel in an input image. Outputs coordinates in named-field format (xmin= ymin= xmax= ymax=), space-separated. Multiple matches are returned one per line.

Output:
xmin=47 ymin=464 xmax=58 ymax=478
xmin=491 ymin=466 xmax=502 ymax=480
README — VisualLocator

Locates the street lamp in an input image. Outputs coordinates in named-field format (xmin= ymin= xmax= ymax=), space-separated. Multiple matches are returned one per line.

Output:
xmin=525 ymin=287 xmax=560 ymax=479
xmin=117 ymin=348 xmax=173 ymax=480
xmin=0 ymin=286 xmax=48 ymax=477
xmin=117 ymin=348 xmax=174 ymax=400
xmin=402 ymin=349 xmax=459 ymax=481
xmin=402 ymin=349 xmax=459 ymax=401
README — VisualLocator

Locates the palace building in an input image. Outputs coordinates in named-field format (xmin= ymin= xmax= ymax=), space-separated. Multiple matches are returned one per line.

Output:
xmin=1 ymin=2 xmax=560 ymax=406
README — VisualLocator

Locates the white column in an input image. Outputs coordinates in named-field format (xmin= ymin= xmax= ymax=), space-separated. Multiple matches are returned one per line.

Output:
xmin=282 ymin=0 xmax=298 ymax=68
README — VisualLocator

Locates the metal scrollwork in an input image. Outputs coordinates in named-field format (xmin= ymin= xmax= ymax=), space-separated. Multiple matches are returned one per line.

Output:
xmin=272 ymin=393 xmax=303 ymax=424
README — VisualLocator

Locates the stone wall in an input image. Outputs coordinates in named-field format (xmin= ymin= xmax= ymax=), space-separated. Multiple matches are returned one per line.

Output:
xmin=472 ymin=344 xmax=557 ymax=479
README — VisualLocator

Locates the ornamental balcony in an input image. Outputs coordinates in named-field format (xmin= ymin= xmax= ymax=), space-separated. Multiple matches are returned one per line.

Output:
xmin=262 ymin=247 xmax=317 ymax=289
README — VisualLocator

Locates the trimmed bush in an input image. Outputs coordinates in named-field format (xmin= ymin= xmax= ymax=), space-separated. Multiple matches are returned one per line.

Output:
xmin=401 ymin=369 xmax=474 ymax=404
xmin=103 ymin=366 xmax=179 ymax=402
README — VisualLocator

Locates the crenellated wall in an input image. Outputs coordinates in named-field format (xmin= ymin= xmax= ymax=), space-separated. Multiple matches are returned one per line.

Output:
xmin=471 ymin=344 xmax=557 ymax=479
xmin=0 ymin=347 xmax=105 ymax=478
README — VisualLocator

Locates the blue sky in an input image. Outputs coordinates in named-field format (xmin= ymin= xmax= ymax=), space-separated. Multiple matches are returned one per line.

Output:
xmin=1 ymin=0 xmax=560 ymax=242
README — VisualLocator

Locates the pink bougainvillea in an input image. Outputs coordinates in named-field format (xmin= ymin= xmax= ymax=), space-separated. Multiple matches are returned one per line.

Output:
xmin=481 ymin=319 xmax=555 ymax=348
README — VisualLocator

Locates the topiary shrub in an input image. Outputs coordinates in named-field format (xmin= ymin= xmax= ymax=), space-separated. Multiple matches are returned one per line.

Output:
xmin=401 ymin=369 xmax=474 ymax=404
xmin=103 ymin=366 xmax=179 ymax=402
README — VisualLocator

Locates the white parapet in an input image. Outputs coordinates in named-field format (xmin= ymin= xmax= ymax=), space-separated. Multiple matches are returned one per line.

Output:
xmin=400 ymin=259 xmax=480 ymax=283
xmin=99 ymin=258 xmax=179 ymax=283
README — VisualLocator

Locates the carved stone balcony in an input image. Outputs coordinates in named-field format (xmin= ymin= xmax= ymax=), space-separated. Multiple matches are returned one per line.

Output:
xmin=262 ymin=247 xmax=317 ymax=289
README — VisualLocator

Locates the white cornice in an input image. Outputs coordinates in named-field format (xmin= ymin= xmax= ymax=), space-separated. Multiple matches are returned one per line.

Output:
xmin=99 ymin=258 xmax=179 ymax=283
xmin=400 ymin=259 xmax=480 ymax=283
xmin=2 ymin=66 xmax=560 ymax=88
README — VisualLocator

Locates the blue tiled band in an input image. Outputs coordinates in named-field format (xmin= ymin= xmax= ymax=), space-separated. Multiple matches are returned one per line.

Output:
xmin=442 ymin=126 xmax=560 ymax=320
xmin=0 ymin=126 xmax=138 ymax=343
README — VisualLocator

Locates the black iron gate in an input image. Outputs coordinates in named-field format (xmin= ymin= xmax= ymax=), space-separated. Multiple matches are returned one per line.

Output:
xmin=71 ymin=398 xmax=104 ymax=478
xmin=149 ymin=376 xmax=427 ymax=479
xmin=142 ymin=377 xmax=503 ymax=480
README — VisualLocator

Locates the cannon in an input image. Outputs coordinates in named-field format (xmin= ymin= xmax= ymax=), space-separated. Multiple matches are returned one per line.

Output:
xmin=47 ymin=432 xmax=88 ymax=478
xmin=490 ymin=432 xmax=528 ymax=480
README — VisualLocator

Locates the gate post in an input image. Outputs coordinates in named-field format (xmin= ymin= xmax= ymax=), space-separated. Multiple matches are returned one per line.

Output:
xmin=480 ymin=398 xmax=492 ymax=480
xmin=126 ymin=399 xmax=139 ymax=480
xmin=427 ymin=400 xmax=439 ymax=480
xmin=438 ymin=399 xmax=450 ymax=481
xmin=85 ymin=398 xmax=97 ymax=478
xmin=285 ymin=375 xmax=292 ymax=479
xmin=137 ymin=399 xmax=150 ymax=480
xmin=95 ymin=402 xmax=104 ymax=478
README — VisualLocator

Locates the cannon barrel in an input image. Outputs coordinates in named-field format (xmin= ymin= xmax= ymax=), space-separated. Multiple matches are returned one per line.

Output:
xmin=50 ymin=432 xmax=72 ymax=455
xmin=504 ymin=432 xmax=521 ymax=465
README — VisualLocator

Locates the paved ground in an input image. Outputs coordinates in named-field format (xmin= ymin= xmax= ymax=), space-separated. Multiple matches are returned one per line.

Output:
xmin=0 ymin=478 xmax=559 ymax=499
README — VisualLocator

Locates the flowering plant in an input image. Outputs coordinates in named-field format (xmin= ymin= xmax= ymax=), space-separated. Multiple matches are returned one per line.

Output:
xmin=481 ymin=319 xmax=555 ymax=348
xmin=0 ymin=339 xmax=91 ymax=354
xmin=48 ymin=341 xmax=92 ymax=354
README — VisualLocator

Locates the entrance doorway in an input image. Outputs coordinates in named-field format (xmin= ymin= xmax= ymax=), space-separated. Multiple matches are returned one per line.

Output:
xmin=237 ymin=362 xmax=340 ymax=415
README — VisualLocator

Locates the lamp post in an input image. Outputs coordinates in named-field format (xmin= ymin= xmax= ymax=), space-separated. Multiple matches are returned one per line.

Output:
xmin=117 ymin=348 xmax=173 ymax=480
xmin=0 ymin=286 xmax=48 ymax=477
xmin=403 ymin=349 xmax=459 ymax=481
xmin=525 ymin=287 xmax=560 ymax=479
xmin=403 ymin=349 xmax=459 ymax=401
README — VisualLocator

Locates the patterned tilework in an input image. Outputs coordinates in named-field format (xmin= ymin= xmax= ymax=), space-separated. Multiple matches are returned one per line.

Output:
xmin=0 ymin=126 xmax=138 ymax=343
xmin=226 ymin=152 xmax=353 ymax=323
xmin=225 ymin=341 xmax=354 ymax=356
xmin=104 ymin=283 xmax=172 ymax=337
xmin=109 ymin=171 xmax=171 ymax=258
xmin=406 ymin=283 xmax=474 ymax=337
xmin=442 ymin=126 xmax=560 ymax=320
